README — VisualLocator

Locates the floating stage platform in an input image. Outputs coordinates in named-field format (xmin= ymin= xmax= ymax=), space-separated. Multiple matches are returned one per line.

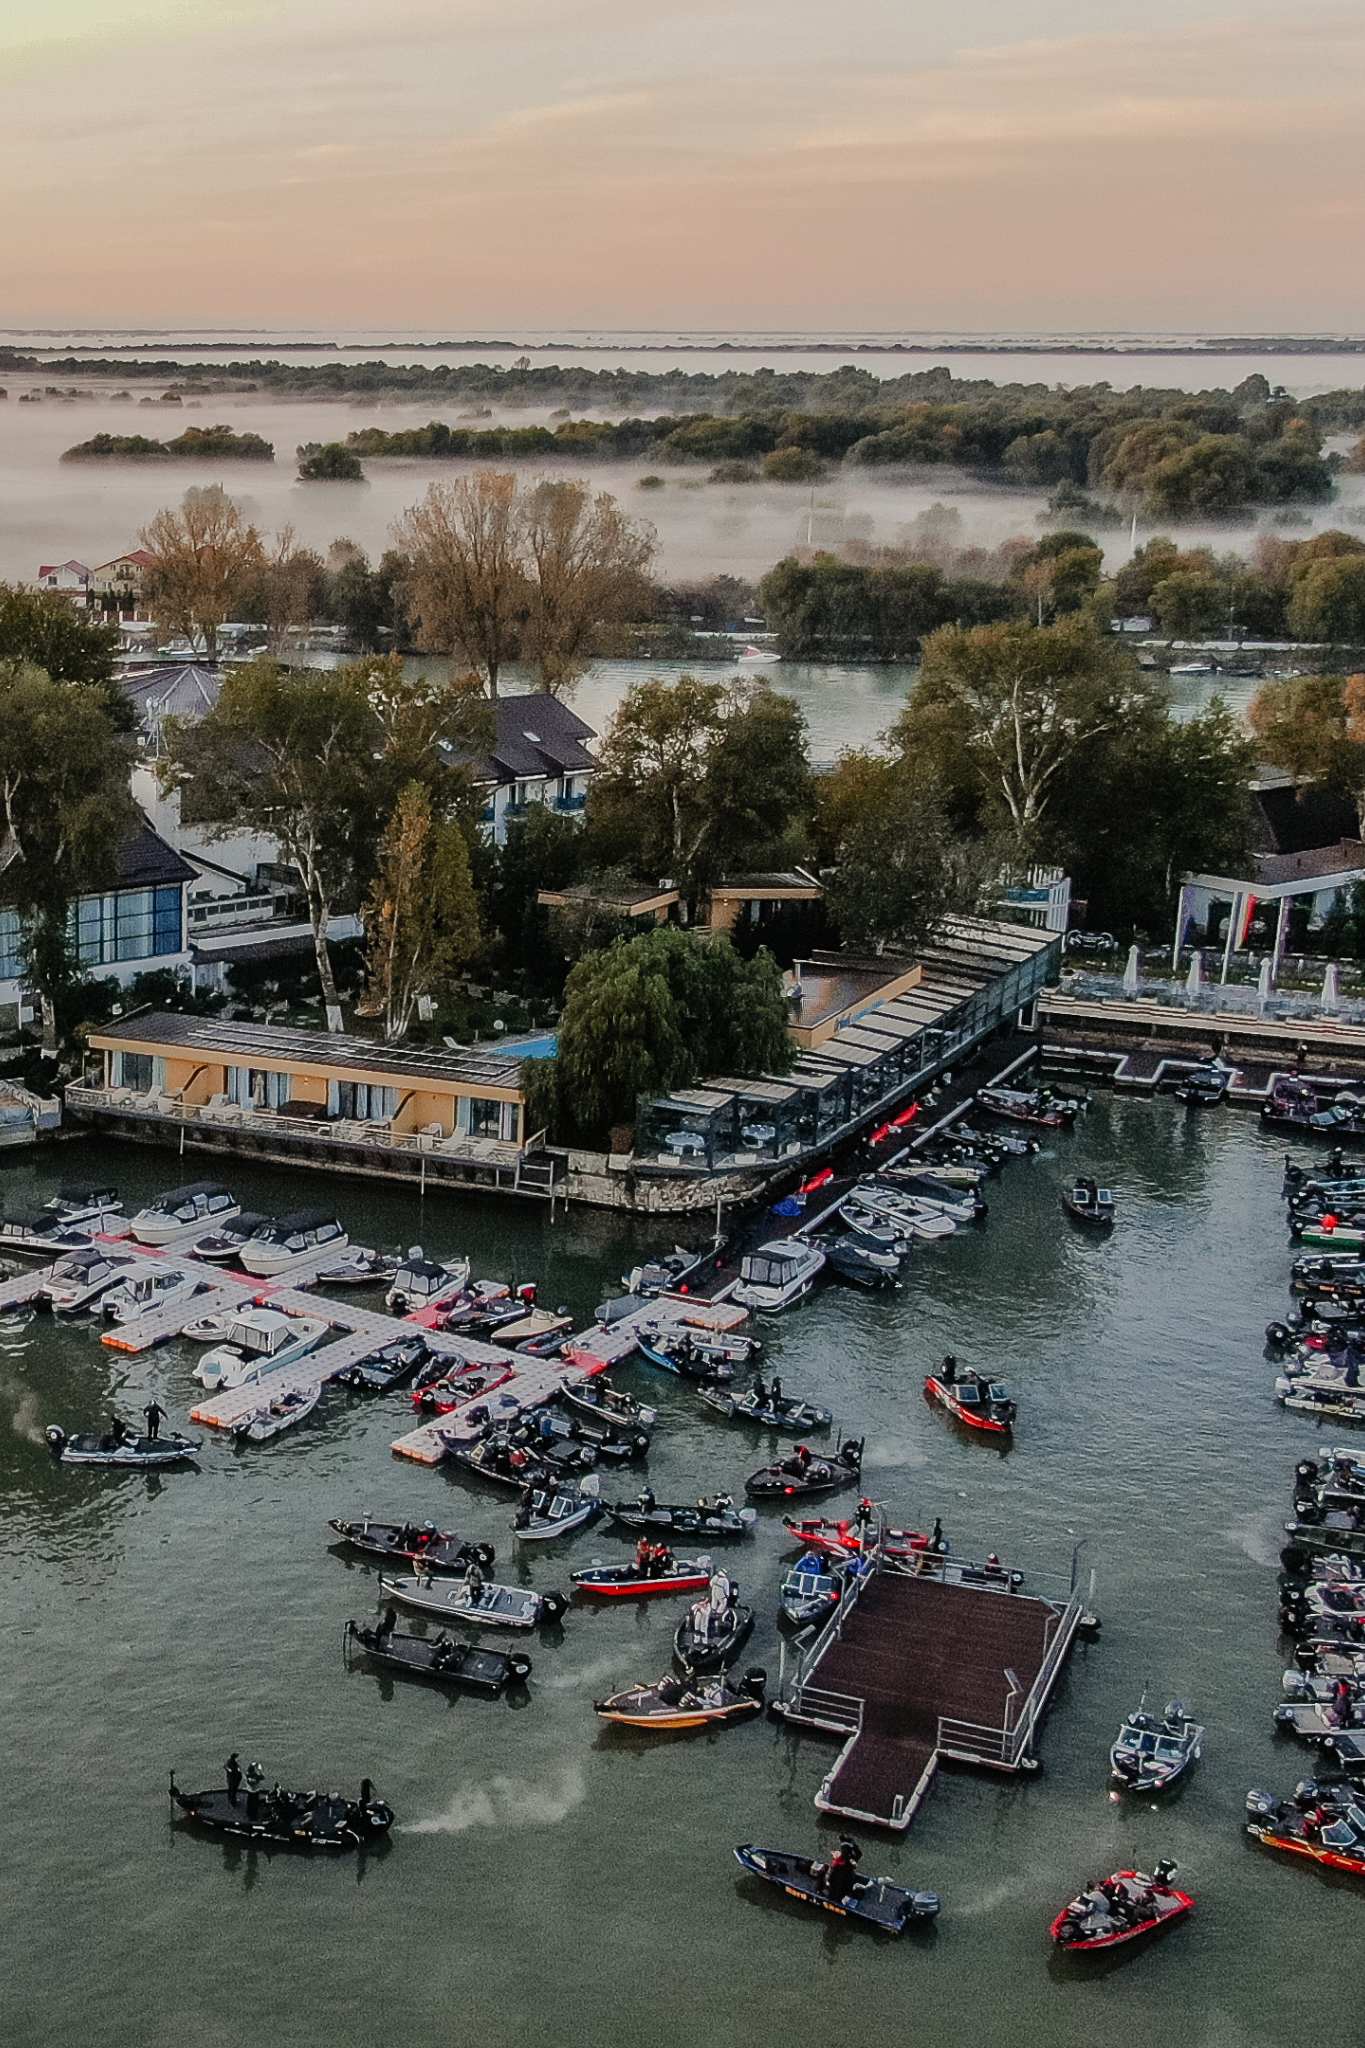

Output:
xmin=775 ymin=1541 xmax=1092 ymax=1831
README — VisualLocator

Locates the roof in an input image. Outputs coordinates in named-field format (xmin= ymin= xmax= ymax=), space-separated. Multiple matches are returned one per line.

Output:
xmin=1251 ymin=783 xmax=1360 ymax=858
xmin=119 ymin=664 xmax=223 ymax=730
xmin=37 ymin=560 xmax=91 ymax=580
xmin=536 ymin=880 xmax=681 ymax=916
xmin=117 ymin=812 xmax=196 ymax=889
xmin=461 ymin=693 xmax=598 ymax=785
xmin=95 ymin=549 xmax=155 ymax=571
xmin=91 ymin=1008 xmax=525 ymax=1091
xmin=710 ymin=870 xmax=824 ymax=897
xmin=1253 ymin=841 xmax=1365 ymax=887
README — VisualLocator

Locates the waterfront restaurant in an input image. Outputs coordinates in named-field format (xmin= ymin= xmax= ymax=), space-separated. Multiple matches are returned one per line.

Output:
xmin=73 ymin=1011 xmax=551 ymax=1198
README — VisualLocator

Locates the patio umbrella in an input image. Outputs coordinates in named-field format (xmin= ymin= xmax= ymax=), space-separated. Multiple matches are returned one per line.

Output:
xmin=1323 ymin=962 xmax=1341 ymax=1013
xmin=1122 ymin=944 xmax=1140 ymax=995
xmin=1185 ymin=951 xmax=1204 ymax=999
xmin=1257 ymin=959 xmax=1273 ymax=1007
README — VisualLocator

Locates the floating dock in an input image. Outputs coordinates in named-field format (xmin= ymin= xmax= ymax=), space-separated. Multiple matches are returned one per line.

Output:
xmin=776 ymin=1539 xmax=1090 ymax=1831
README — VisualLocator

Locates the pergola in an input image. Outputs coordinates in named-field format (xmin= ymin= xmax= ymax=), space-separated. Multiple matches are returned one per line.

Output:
xmin=1174 ymin=848 xmax=1365 ymax=983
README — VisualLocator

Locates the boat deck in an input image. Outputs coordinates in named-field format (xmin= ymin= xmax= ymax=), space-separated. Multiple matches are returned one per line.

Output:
xmin=0 ymin=1268 xmax=52 ymax=1312
xmin=791 ymin=1569 xmax=1075 ymax=1830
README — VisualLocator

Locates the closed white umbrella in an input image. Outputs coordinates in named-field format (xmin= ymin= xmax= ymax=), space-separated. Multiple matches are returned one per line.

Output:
xmin=1323 ymin=963 xmax=1341 ymax=1013
xmin=1257 ymin=959 xmax=1273 ymax=1008
xmin=1186 ymin=951 xmax=1204 ymax=999
xmin=1122 ymin=944 xmax=1140 ymax=995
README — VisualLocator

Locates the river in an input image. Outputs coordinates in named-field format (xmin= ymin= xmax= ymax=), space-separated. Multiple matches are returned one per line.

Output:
xmin=0 ymin=1095 xmax=1345 ymax=2046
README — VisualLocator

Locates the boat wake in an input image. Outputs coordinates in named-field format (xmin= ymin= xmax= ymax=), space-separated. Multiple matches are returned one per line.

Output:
xmin=539 ymin=1653 xmax=636 ymax=1695
xmin=401 ymin=1764 xmax=586 ymax=1835
xmin=954 ymin=1877 xmax=1028 ymax=1918
xmin=1226 ymin=1507 xmax=1283 ymax=1570
xmin=0 ymin=1369 xmax=44 ymax=1445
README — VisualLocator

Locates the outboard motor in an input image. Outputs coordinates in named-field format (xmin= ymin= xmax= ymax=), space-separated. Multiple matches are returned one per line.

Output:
xmin=740 ymin=1665 xmax=768 ymax=1703
xmin=45 ymin=1426 xmax=65 ymax=1458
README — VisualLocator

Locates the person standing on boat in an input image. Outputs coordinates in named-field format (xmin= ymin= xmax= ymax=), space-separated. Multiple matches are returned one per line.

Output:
xmin=143 ymin=1399 xmax=167 ymax=1442
xmin=225 ymin=1753 xmax=243 ymax=1805
xmin=770 ymin=1375 xmax=784 ymax=1409
xmin=464 ymin=1556 xmax=485 ymax=1605
xmin=635 ymin=1534 xmax=652 ymax=1576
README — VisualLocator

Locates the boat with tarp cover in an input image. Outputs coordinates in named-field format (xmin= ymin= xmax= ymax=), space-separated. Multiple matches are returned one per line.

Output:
xmin=733 ymin=1843 xmax=940 ymax=1932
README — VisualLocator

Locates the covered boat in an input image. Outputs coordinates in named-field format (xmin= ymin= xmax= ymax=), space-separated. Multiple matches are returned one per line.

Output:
xmin=733 ymin=1843 xmax=940 ymax=1931
xmin=572 ymin=1555 xmax=712 ymax=1597
xmin=101 ymin=1268 xmax=204 ymax=1327
xmin=745 ymin=1438 xmax=864 ymax=1500
xmin=605 ymin=1494 xmax=756 ymax=1540
xmin=327 ymin=1517 xmax=493 ymax=1573
xmin=190 ymin=1211 xmax=272 ymax=1263
xmin=1109 ymin=1700 xmax=1203 ymax=1793
xmin=730 ymin=1239 xmax=826 ymax=1312
xmin=1245 ymin=1783 xmax=1365 ymax=1874
xmin=318 ymin=1246 xmax=398 ymax=1289
xmin=1062 ymin=1177 xmax=1116 ymax=1227
xmin=170 ymin=1770 xmax=393 ymax=1851
xmin=237 ymin=1209 xmax=348 ymax=1277
xmin=923 ymin=1362 xmax=1015 ymax=1434
xmin=231 ymin=1382 xmax=322 ymax=1444
xmin=45 ymin=1183 xmax=123 ymax=1228
xmin=673 ymin=1574 xmax=754 ymax=1671
xmin=512 ymin=1474 xmax=602 ymax=1542
xmin=38 ymin=1246 xmax=136 ymax=1314
xmin=1051 ymin=1864 xmax=1191 ymax=1950
xmin=0 ymin=1209 xmax=98 ymax=1259
xmin=46 ymin=1423 xmax=199 ymax=1469
xmin=822 ymin=1237 xmax=900 ymax=1290
xmin=378 ymin=1571 xmax=566 ymax=1630
xmin=345 ymin=1615 xmax=531 ymax=1693
xmin=594 ymin=1669 xmax=767 ymax=1729
xmin=193 ymin=1306 xmax=330 ymax=1391
xmin=385 ymin=1251 xmax=474 ymax=1316
xmin=699 ymin=1382 xmax=833 ymax=1434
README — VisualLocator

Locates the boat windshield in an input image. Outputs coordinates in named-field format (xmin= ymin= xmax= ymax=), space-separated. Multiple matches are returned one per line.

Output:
xmin=957 ymin=1385 xmax=982 ymax=1406
xmin=988 ymin=1383 xmax=1011 ymax=1401
xmin=745 ymin=1255 xmax=797 ymax=1288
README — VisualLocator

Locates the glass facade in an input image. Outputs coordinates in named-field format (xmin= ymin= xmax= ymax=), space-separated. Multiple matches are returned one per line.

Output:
xmin=0 ymin=886 xmax=183 ymax=984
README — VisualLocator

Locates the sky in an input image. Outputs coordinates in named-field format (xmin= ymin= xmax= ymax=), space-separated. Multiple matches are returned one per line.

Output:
xmin=1 ymin=0 xmax=1361 ymax=331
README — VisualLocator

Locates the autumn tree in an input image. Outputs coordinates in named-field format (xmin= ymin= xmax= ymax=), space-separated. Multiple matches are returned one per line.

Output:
xmin=361 ymin=782 xmax=480 ymax=1039
xmin=518 ymin=479 xmax=655 ymax=695
xmin=1249 ymin=673 xmax=1365 ymax=828
xmin=393 ymin=472 xmax=525 ymax=698
xmin=140 ymin=486 xmax=265 ymax=661
xmin=0 ymin=665 xmax=136 ymax=1050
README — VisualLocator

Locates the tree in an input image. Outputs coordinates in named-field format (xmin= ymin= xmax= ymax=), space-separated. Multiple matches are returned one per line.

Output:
xmin=517 ymin=479 xmax=655 ymax=695
xmin=587 ymin=678 xmax=811 ymax=901
xmin=895 ymin=619 xmax=1149 ymax=853
xmin=297 ymin=442 xmax=366 ymax=482
xmin=241 ymin=526 xmax=327 ymax=654
xmin=818 ymin=755 xmax=968 ymax=953
xmin=763 ymin=447 xmax=827 ymax=482
xmin=1249 ymin=673 xmax=1365 ymax=827
xmin=1149 ymin=570 xmax=1227 ymax=638
xmin=551 ymin=927 xmax=791 ymax=1144
xmin=361 ymin=782 xmax=480 ymax=1039
xmin=163 ymin=661 xmax=396 ymax=1027
xmin=393 ymin=472 xmax=525 ymax=698
xmin=0 ymin=584 xmax=129 ymax=729
xmin=1287 ymin=557 xmax=1365 ymax=644
xmin=0 ymin=664 xmax=136 ymax=1050
xmin=140 ymin=486 xmax=264 ymax=660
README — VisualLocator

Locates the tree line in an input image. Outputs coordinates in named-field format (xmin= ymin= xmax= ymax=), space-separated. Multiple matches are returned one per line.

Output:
xmin=61 ymin=426 xmax=274 ymax=462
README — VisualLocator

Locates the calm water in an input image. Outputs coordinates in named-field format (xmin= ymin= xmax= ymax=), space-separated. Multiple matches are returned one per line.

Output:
xmin=0 ymin=1098 xmax=1344 ymax=2046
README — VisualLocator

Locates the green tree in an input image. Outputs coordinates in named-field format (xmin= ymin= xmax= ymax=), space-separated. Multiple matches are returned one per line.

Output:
xmin=895 ymin=619 xmax=1149 ymax=853
xmin=762 ymin=447 xmax=827 ymax=482
xmin=819 ymin=756 xmax=969 ymax=953
xmin=1286 ymin=557 xmax=1365 ymax=644
xmin=361 ymin=782 xmax=480 ymax=1039
xmin=297 ymin=442 xmax=366 ymax=481
xmin=0 ymin=584 xmax=129 ymax=730
xmin=0 ymin=665 xmax=136 ymax=1050
xmin=1149 ymin=570 xmax=1227 ymax=638
xmin=1249 ymin=673 xmax=1365 ymax=827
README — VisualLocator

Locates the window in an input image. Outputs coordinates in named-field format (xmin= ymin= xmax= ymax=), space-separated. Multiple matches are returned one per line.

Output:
xmin=115 ymin=1051 xmax=155 ymax=1092
xmin=72 ymin=884 xmax=183 ymax=967
xmin=0 ymin=911 xmax=22 ymax=982
xmin=467 ymin=1095 xmax=503 ymax=1139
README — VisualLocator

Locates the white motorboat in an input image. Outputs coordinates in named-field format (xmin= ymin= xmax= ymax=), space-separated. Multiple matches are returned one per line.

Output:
xmin=842 ymin=1190 xmax=956 ymax=1241
xmin=193 ymin=1306 xmax=330 ymax=1391
xmin=316 ymin=1246 xmax=396 ymax=1288
xmin=44 ymin=1183 xmax=124 ymax=1229
xmin=38 ymin=1247 xmax=138 ymax=1314
xmin=129 ymin=1182 xmax=239 ymax=1245
xmin=0 ymin=1208 xmax=100 ymax=1258
xmin=834 ymin=1202 xmax=913 ymax=1258
xmin=378 ymin=1571 xmax=566 ymax=1630
xmin=512 ymin=1473 xmax=602 ymax=1542
xmin=182 ymin=1310 xmax=239 ymax=1344
xmin=231 ymin=1381 xmax=322 ymax=1443
xmin=868 ymin=1176 xmax=981 ymax=1224
xmin=385 ymin=1250 xmax=472 ymax=1315
xmin=189 ymin=1211 xmax=273 ymax=1262
xmin=101 ymin=1269 xmax=203 ymax=1326
xmin=236 ymin=1208 xmax=348 ymax=1277
xmin=730 ymin=1239 xmax=826 ymax=1312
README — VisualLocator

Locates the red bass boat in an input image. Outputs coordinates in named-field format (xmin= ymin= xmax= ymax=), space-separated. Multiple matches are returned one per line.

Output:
xmin=1051 ymin=1864 xmax=1192 ymax=1951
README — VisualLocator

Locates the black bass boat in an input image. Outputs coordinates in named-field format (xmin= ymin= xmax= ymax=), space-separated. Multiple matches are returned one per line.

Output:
xmin=530 ymin=1408 xmax=651 ymax=1462
xmin=345 ymin=1615 xmax=532 ymax=1693
xmin=327 ymin=1517 xmax=493 ymax=1574
xmin=559 ymin=1378 xmax=657 ymax=1431
xmin=1173 ymin=1064 xmax=1230 ymax=1106
xmin=733 ymin=1842 xmax=940 ymax=1932
xmin=170 ymin=1770 xmax=393 ymax=1851
xmin=745 ymin=1438 xmax=864 ymax=1501
xmin=605 ymin=1494 xmax=756 ymax=1540
xmin=978 ymin=1084 xmax=1081 ymax=1129
xmin=337 ymin=1335 xmax=428 ymax=1395
xmin=46 ymin=1424 xmax=199 ymax=1469
xmin=596 ymin=1669 xmax=766 ymax=1729
xmin=1245 ymin=1782 xmax=1365 ymax=1875
xmin=1062 ymin=1177 xmax=1116 ymax=1227
xmin=1109 ymin=1699 xmax=1203 ymax=1793
xmin=822 ymin=1238 xmax=901 ymax=1290
xmin=447 ymin=1433 xmax=562 ymax=1491
xmin=1050 ymin=1863 xmax=1191 ymax=1950
xmin=674 ymin=1581 xmax=755 ymax=1671
xmin=699 ymin=1383 xmax=833 ymax=1434
xmin=636 ymin=1332 xmax=737 ymax=1383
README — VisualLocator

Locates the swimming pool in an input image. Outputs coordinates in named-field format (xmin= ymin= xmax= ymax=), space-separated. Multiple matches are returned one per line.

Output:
xmin=493 ymin=1031 xmax=559 ymax=1059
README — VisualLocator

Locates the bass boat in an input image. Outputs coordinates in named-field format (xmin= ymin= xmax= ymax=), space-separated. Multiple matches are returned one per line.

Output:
xmin=327 ymin=1516 xmax=494 ymax=1574
xmin=596 ymin=1669 xmax=766 ymax=1729
xmin=46 ymin=1424 xmax=199 ymax=1469
xmin=378 ymin=1570 xmax=565 ymax=1630
xmin=605 ymin=1495 xmax=755 ymax=1540
xmin=1051 ymin=1864 xmax=1191 ymax=1950
xmin=1109 ymin=1700 xmax=1203 ymax=1793
xmin=346 ymin=1616 xmax=531 ymax=1693
xmin=673 ymin=1577 xmax=754 ymax=1671
xmin=733 ymin=1842 xmax=940 ymax=1931
xmin=745 ymin=1438 xmax=864 ymax=1500
xmin=699 ymin=1383 xmax=833 ymax=1433
xmin=923 ymin=1365 xmax=1015 ymax=1434
xmin=170 ymin=1770 xmax=393 ymax=1851
xmin=571 ymin=1555 xmax=713 ymax=1598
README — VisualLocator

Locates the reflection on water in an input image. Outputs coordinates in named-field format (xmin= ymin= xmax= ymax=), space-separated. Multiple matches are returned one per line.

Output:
xmin=0 ymin=1106 xmax=1357 ymax=2044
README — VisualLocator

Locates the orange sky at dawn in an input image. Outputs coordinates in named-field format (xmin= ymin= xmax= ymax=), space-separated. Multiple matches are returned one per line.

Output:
xmin=3 ymin=0 xmax=1362 ymax=330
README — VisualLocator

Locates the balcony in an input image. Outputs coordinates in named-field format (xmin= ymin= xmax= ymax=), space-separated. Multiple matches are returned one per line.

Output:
xmin=555 ymin=792 xmax=588 ymax=814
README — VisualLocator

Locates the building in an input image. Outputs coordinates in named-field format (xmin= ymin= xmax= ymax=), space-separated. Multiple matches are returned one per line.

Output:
xmin=0 ymin=813 xmax=193 ymax=1027
xmin=467 ymin=696 xmax=598 ymax=845
xmin=36 ymin=559 xmax=93 ymax=602
xmin=91 ymin=549 xmax=156 ymax=616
